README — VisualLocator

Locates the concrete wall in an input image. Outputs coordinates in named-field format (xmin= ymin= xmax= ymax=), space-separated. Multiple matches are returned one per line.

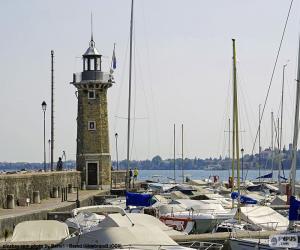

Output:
xmin=0 ymin=171 xmax=80 ymax=208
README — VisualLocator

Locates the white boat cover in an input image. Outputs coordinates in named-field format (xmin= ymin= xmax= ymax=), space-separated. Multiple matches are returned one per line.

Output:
xmin=63 ymin=225 xmax=177 ymax=247
xmin=170 ymin=191 xmax=190 ymax=200
xmin=65 ymin=212 xmax=105 ymax=231
xmin=171 ymin=199 xmax=227 ymax=212
xmin=154 ymin=203 xmax=186 ymax=214
xmin=239 ymin=206 xmax=288 ymax=231
xmin=98 ymin=213 xmax=185 ymax=236
xmin=187 ymin=179 xmax=209 ymax=186
xmin=72 ymin=205 xmax=126 ymax=216
xmin=11 ymin=220 xmax=69 ymax=242
xmin=271 ymin=195 xmax=287 ymax=206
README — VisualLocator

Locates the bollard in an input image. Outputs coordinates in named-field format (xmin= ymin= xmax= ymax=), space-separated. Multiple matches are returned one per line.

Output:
xmin=6 ymin=194 xmax=15 ymax=209
xmin=65 ymin=187 xmax=68 ymax=201
xmin=81 ymin=181 xmax=86 ymax=190
xmin=33 ymin=191 xmax=40 ymax=204
xmin=61 ymin=187 xmax=64 ymax=202
xmin=68 ymin=184 xmax=74 ymax=193
xmin=52 ymin=187 xmax=59 ymax=198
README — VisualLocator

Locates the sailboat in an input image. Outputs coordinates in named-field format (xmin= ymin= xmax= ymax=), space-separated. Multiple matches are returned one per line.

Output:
xmin=229 ymin=36 xmax=300 ymax=250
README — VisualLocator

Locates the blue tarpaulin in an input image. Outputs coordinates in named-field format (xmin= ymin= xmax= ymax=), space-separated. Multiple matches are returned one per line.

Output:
xmin=231 ymin=192 xmax=258 ymax=204
xmin=126 ymin=192 xmax=153 ymax=207
xmin=289 ymin=196 xmax=300 ymax=221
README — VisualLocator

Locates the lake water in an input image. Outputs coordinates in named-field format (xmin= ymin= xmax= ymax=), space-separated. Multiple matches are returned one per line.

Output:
xmin=138 ymin=169 xmax=295 ymax=182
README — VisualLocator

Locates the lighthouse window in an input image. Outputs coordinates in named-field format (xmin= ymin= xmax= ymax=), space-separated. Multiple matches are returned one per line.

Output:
xmin=88 ymin=121 xmax=96 ymax=130
xmin=88 ymin=90 xmax=96 ymax=99
xmin=90 ymin=58 xmax=95 ymax=70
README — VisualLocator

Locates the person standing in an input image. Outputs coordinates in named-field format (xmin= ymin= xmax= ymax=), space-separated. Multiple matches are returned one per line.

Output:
xmin=129 ymin=168 xmax=133 ymax=188
xmin=56 ymin=157 xmax=63 ymax=171
xmin=134 ymin=167 xmax=138 ymax=181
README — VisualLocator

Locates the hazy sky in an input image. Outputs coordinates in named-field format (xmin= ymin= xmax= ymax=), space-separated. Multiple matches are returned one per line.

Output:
xmin=1 ymin=0 xmax=300 ymax=163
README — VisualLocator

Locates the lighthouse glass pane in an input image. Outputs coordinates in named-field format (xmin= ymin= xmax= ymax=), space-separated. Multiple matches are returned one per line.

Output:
xmin=96 ymin=58 xmax=100 ymax=70
xmin=90 ymin=58 xmax=95 ymax=70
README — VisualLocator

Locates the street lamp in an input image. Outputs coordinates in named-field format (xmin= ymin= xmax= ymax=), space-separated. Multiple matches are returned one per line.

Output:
xmin=241 ymin=148 xmax=244 ymax=182
xmin=62 ymin=150 xmax=66 ymax=169
xmin=41 ymin=101 xmax=47 ymax=172
xmin=115 ymin=133 xmax=119 ymax=170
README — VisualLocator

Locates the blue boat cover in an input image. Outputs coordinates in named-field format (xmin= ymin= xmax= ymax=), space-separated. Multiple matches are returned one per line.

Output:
xmin=126 ymin=192 xmax=153 ymax=207
xmin=289 ymin=196 xmax=300 ymax=221
xmin=256 ymin=173 xmax=273 ymax=179
xmin=231 ymin=192 xmax=258 ymax=204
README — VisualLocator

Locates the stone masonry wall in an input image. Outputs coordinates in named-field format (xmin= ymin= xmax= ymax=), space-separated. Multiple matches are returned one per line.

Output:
xmin=0 ymin=171 xmax=80 ymax=208
xmin=76 ymin=87 xmax=111 ymax=186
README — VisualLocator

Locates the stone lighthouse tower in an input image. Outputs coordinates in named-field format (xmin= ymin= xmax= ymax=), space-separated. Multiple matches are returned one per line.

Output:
xmin=71 ymin=35 xmax=113 ymax=189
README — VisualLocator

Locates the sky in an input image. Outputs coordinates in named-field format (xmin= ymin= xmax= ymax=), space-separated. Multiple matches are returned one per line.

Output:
xmin=0 ymin=0 xmax=300 ymax=163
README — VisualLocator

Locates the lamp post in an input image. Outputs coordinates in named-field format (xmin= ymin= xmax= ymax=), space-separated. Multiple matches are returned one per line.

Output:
xmin=48 ymin=139 xmax=51 ymax=170
xmin=241 ymin=148 xmax=244 ymax=182
xmin=115 ymin=133 xmax=119 ymax=170
xmin=42 ymin=101 xmax=47 ymax=172
xmin=62 ymin=150 xmax=66 ymax=169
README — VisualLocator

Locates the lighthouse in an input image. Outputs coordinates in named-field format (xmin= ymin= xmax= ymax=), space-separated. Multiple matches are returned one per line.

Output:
xmin=71 ymin=35 xmax=114 ymax=189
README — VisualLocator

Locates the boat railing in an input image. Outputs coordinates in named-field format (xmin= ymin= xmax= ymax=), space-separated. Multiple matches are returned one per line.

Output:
xmin=121 ymin=242 xmax=223 ymax=250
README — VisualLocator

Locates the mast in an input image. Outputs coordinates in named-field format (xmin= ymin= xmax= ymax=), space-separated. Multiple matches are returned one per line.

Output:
xmin=232 ymin=39 xmax=241 ymax=222
xmin=271 ymin=111 xmax=274 ymax=178
xmin=231 ymin=44 xmax=236 ymax=208
xmin=173 ymin=124 xmax=176 ymax=182
xmin=228 ymin=118 xmax=231 ymax=160
xmin=181 ymin=124 xmax=184 ymax=183
xmin=126 ymin=0 xmax=134 ymax=189
xmin=278 ymin=63 xmax=287 ymax=185
xmin=288 ymin=37 xmax=300 ymax=229
xmin=280 ymin=64 xmax=287 ymax=150
xmin=258 ymin=104 xmax=261 ymax=183
xmin=50 ymin=50 xmax=54 ymax=171
xmin=277 ymin=117 xmax=281 ymax=186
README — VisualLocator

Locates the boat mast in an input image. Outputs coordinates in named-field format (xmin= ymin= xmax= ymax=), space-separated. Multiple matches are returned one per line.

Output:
xmin=126 ymin=0 xmax=134 ymax=189
xmin=288 ymin=37 xmax=300 ymax=230
xmin=258 ymin=104 xmax=261 ymax=183
xmin=278 ymin=63 xmax=287 ymax=186
xmin=271 ymin=111 xmax=274 ymax=178
xmin=181 ymin=124 xmax=184 ymax=183
xmin=232 ymin=39 xmax=241 ymax=222
xmin=231 ymin=44 xmax=236 ymax=209
xmin=173 ymin=124 xmax=176 ymax=182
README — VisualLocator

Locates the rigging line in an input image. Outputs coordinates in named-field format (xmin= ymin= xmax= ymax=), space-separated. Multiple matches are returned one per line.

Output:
xmin=238 ymin=62 xmax=255 ymax=143
xmin=135 ymin=27 xmax=152 ymax=159
xmin=245 ymin=0 xmax=294 ymax=180
xmin=140 ymin=1 xmax=160 ymax=155
xmin=219 ymin=60 xmax=233 ymax=159
xmin=113 ymin=34 xmax=130 ymax=133
xmin=115 ymin=116 xmax=148 ymax=120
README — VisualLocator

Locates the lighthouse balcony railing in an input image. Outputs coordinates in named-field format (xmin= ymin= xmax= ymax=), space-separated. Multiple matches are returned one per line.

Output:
xmin=72 ymin=71 xmax=111 ymax=83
